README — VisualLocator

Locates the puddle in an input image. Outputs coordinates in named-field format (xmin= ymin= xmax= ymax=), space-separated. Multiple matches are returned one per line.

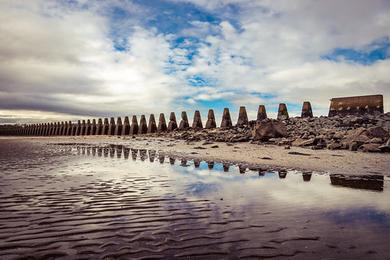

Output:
xmin=0 ymin=141 xmax=389 ymax=259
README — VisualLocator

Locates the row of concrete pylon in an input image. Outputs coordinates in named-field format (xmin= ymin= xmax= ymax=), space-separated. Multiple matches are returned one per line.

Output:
xmin=1 ymin=102 xmax=313 ymax=136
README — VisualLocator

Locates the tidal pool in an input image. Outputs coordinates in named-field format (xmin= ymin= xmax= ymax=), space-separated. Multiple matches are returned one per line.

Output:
xmin=0 ymin=140 xmax=389 ymax=259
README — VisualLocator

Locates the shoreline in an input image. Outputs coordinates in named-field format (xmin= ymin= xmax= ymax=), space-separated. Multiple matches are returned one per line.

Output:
xmin=2 ymin=136 xmax=389 ymax=176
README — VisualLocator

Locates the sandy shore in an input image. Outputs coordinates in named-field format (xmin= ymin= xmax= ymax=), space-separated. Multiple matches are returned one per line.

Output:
xmin=2 ymin=136 xmax=389 ymax=176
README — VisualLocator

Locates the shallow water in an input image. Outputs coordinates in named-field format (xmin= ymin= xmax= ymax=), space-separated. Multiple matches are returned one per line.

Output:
xmin=0 ymin=140 xmax=389 ymax=259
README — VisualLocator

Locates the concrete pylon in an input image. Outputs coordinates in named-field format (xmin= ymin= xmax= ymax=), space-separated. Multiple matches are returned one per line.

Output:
xmin=57 ymin=122 xmax=63 ymax=135
xmin=41 ymin=124 xmax=46 ymax=136
xmin=157 ymin=113 xmax=167 ymax=132
xmin=301 ymin=101 xmax=313 ymax=118
xmin=236 ymin=106 xmax=249 ymax=126
xmin=66 ymin=121 xmax=72 ymax=136
xmin=108 ymin=117 xmax=116 ymax=135
xmin=138 ymin=115 xmax=148 ymax=134
xmin=85 ymin=120 xmax=91 ymax=135
xmin=192 ymin=110 xmax=203 ymax=129
xmin=220 ymin=108 xmax=233 ymax=128
xmin=122 ymin=116 xmax=130 ymax=135
xmin=147 ymin=114 xmax=157 ymax=133
xmin=70 ymin=122 xmax=76 ymax=136
xmin=130 ymin=115 xmax=139 ymax=135
xmin=179 ymin=111 xmax=189 ymax=130
xmin=81 ymin=120 xmax=86 ymax=135
xmin=96 ymin=118 xmax=103 ymax=135
xmin=62 ymin=122 xmax=67 ymax=135
xmin=75 ymin=120 xmax=81 ymax=135
xmin=115 ymin=117 xmax=123 ymax=135
xmin=277 ymin=103 xmax=289 ymax=120
xmin=167 ymin=112 xmax=178 ymax=131
xmin=205 ymin=109 xmax=216 ymax=129
xmin=53 ymin=122 xmax=59 ymax=135
xmin=257 ymin=105 xmax=267 ymax=120
xmin=90 ymin=119 xmax=96 ymax=135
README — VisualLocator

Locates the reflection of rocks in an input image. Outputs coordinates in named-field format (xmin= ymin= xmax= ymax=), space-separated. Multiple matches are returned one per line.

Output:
xmin=278 ymin=170 xmax=287 ymax=179
xmin=194 ymin=159 xmax=200 ymax=168
xmin=303 ymin=172 xmax=312 ymax=182
xmin=330 ymin=174 xmax=384 ymax=191
xmin=169 ymin=157 xmax=175 ymax=165
xmin=207 ymin=161 xmax=214 ymax=169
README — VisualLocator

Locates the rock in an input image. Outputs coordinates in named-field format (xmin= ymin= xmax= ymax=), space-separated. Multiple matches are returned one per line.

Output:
xmin=292 ymin=138 xmax=315 ymax=147
xmin=252 ymin=119 xmax=287 ymax=141
xmin=360 ymin=143 xmax=381 ymax=153
xmin=366 ymin=126 xmax=389 ymax=139
xmin=366 ymin=137 xmax=383 ymax=144
xmin=327 ymin=142 xmax=342 ymax=150
xmin=349 ymin=141 xmax=359 ymax=151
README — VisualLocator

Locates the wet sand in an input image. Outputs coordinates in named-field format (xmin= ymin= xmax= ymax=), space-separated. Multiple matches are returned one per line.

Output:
xmin=0 ymin=139 xmax=389 ymax=259
xmin=4 ymin=136 xmax=389 ymax=176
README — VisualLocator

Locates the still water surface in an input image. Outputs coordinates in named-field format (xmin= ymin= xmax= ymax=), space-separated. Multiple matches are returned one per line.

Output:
xmin=0 ymin=141 xmax=389 ymax=259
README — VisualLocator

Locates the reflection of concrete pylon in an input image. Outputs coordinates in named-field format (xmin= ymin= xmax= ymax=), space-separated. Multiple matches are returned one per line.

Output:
xmin=301 ymin=101 xmax=313 ymax=118
xmin=158 ymin=113 xmax=167 ymax=132
xmin=179 ymin=111 xmax=189 ymax=130
xmin=236 ymin=106 xmax=248 ymax=126
xmin=220 ymin=108 xmax=232 ymax=128
xmin=205 ymin=109 xmax=216 ymax=129
xmin=277 ymin=103 xmax=289 ymax=120
xmin=167 ymin=112 xmax=178 ymax=131
xmin=257 ymin=105 xmax=267 ymax=120
xmin=192 ymin=110 xmax=203 ymax=129
xmin=147 ymin=114 xmax=157 ymax=133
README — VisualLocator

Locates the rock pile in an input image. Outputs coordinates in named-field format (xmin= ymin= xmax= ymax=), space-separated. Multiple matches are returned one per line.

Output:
xmin=163 ymin=112 xmax=390 ymax=153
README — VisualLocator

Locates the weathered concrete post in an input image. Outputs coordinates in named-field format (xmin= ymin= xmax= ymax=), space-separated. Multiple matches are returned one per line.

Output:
xmin=130 ymin=115 xmax=139 ymax=135
xmin=108 ymin=117 xmax=116 ymax=135
xmin=90 ymin=119 xmax=96 ymax=135
xmin=53 ymin=122 xmax=59 ymax=135
xmin=48 ymin=123 xmax=54 ymax=136
xmin=80 ymin=120 xmax=86 ymax=135
xmin=167 ymin=112 xmax=178 ymax=131
xmin=74 ymin=120 xmax=81 ymax=135
xmin=122 ymin=116 xmax=130 ymax=135
xmin=61 ymin=122 xmax=66 ymax=135
xmin=36 ymin=124 xmax=41 ymax=136
xmin=236 ymin=106 xmax=249 ymax=126
xmin=257 ymin=105 xmax=267 ymax=120
xmin=277 ymin=103 xmax=289 ymax=120
xmin=220 ymin=108 xmax=233 ymax=128
xmin=85 ymin=120 xmax=91 ymax=135
xmin=205 ymin=109 xmax=216 ymax=129
xmin=157 ymin=113 xmax=167 ymax=132
xmin=71 ymin=121 xmax=77 ymax=136
xmin=147 ymin=114 xmax=157 ymax=133
xmin=95 ymin=118 xmax=103 ymax=135
xmin=59 ymin=122 xmax=64 ymax=135
xmin=138 ymin=115 xmax=148 ymax=134
xmin=192 ymin=110 xmax=203 ymax=129
xmin=301 ymin=101 xmax=313 ymax=118
xmin=66 ymin=121 xmax=72 ymax=136
xmin=103 ymin=118 xmax=109 ymax=135
xmin=115 ymin=117 xmax=123 ymax=136
xmin=179 ymin=111 xmax=189 ymax=130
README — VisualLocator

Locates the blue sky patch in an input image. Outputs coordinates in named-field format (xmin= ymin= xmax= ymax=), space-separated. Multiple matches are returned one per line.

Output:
xmin=322 ymin=37 xmax=390 ymax=65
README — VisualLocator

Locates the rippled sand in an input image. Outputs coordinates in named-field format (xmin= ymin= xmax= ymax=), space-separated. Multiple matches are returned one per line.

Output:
xmin=0 ymin=139 xmax=389 ymax=259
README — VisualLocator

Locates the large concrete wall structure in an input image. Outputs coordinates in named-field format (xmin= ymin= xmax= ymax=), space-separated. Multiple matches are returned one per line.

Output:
xmin=328 ymin=95 xmax=383 ymax=117
xmin=1 ymin=96 xmax=386 ymax=136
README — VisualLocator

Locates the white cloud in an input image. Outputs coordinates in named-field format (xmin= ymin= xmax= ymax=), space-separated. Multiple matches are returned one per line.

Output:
xmin=0 ymin=0 xmax=389 ymax=123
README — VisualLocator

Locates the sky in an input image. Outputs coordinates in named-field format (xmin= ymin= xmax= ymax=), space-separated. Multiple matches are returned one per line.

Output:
xmin=0 ymin=0 xmax=390 ymax=124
